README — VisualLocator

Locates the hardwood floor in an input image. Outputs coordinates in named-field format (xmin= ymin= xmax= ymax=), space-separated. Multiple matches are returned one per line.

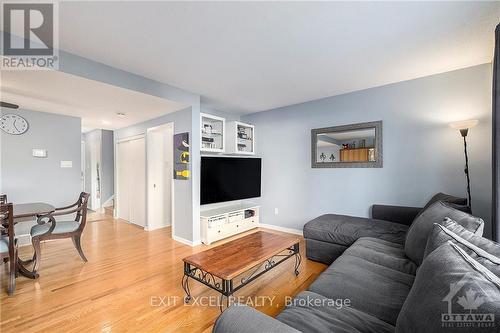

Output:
xmin=1 ymin=212 xmax=326 ymax=333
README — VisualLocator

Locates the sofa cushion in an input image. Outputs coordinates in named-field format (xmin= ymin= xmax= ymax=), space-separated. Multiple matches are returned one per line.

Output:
xmin=424 ymin=217 xmax=477 ymax=258
xmin=424 ymin=219 xmax=500 ymax=276
xmin=304 ymin=214 xmax=408 ymax=247
xmin=306 ymin=238 xmax=348 ymax=265
xmin=396 ymin=241 xmax=500 ymax=333
xmin=404 ymin=201 xmax=484 ymax=265
xmin=308 ymin=252 xmax=415 ymax=325
xmin=344 ymin=237 xmax=417 ymax=275
xmin=424 ymin=218 xmax=500 ymax=261
xmin=276 ymin=291 xmax=395 ymax=333
xmin=213 ymin=304 xmax=300 ymax=333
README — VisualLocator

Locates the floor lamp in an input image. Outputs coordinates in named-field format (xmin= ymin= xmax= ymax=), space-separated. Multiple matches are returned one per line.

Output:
xmin=449 ymin=119 xmax=479 ymax=208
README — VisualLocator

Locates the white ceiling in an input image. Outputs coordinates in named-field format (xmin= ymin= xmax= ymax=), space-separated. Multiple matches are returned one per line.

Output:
xmin=57 ymin=1 xmax=500 ymax=114
xmin=0 ymin=70 xmax=188 ymax=131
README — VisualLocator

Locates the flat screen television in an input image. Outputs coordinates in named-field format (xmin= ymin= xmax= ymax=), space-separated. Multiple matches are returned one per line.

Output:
xmin=201 ymin=157 xmax=261 ymax=205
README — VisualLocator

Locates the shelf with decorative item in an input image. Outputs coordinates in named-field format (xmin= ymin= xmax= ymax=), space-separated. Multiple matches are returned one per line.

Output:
xmin=201 ymin=113 xmax=225 ymax=152
xmin=228 ymin=121 xmax=255 ymax=155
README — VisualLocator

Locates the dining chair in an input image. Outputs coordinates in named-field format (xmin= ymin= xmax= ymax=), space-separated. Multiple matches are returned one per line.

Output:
xmin=31 ymin=192 xmax=90 ymax=277
xmin=1 ymin=202 xmax=17 ymax=295
xmin=0 ymin=195 xmax=7 ymax=238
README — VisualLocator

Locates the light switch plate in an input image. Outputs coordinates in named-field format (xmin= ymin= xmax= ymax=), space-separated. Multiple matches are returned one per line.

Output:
xmin=60 ymin=161 xmax=73 ymax=168
xmin=32 ymin=148 xmax=47 ymax=158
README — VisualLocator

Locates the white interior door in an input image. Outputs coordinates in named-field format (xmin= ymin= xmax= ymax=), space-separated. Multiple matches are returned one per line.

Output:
xmin=117 ymin=137 xmax=146 ymax=227
xmin=147 ymin=124 xmax=173 ymax=230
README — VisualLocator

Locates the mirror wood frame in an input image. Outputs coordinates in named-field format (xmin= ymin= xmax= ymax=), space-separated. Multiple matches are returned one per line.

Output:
xmin=311 ymin=120 xmax=383 ymax=168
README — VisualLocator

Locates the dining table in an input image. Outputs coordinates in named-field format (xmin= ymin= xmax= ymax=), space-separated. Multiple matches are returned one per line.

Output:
xmin=11 ymin=202 xmax=56 ymax=279
xmin=13 ymin=203 xmax=55 ymax=220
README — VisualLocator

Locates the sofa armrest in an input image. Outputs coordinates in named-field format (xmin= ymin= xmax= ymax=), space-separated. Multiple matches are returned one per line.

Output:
xmin=371 ymin=205 xmax=422 ymax=226
xmin=213 ymin=304 xmax=299 ymax=333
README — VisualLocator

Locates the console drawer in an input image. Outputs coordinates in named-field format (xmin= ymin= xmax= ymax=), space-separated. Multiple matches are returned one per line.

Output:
xmin=201 ymin=206 xmax=260 ymax=245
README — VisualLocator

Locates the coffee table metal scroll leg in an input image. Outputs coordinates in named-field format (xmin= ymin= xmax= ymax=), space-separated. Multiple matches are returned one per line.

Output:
xmin=219 ymin=279 xmax=233 ymax=312
xmin=293 ymin=243 xmax=301 ymax=276
xmin=182 ymin=262 xmax=191 ymax=303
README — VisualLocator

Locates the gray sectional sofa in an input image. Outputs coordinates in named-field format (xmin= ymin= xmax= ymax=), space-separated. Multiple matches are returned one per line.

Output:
xmin=213 ymin=193 xmax=500 ymax=332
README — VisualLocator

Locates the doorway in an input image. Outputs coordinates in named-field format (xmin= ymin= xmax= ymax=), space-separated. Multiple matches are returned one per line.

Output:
xmin=89 ymin=138 xmax=101 ymax=210
xmin=147 ymin=123 xmax=174 ymax=232
xmin=116 ymin=135 xmax=146 ymax=227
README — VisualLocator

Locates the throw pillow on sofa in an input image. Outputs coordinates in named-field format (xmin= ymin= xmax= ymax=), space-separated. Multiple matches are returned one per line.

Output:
xmin=422 ymin=192 xmax=468 ymax=211
xmin=424 ymin=218 xmax=500 ymax=260
xmin=404 ymin=201 xmax=484 ymax=265
xmin=413 ymin=192 xmax=469 ymax=221
xmin=396 ymin=241 xmax=500 ymax=333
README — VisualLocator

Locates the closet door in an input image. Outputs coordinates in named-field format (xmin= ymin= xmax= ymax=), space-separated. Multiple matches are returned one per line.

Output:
xmin=128 ymin=137 xmax=146 ymax=227
xmin=117 ymin=138 xmax=146 ymax=227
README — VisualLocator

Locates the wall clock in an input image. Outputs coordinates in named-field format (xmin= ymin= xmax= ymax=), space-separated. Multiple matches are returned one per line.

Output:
xmin=0 ymin=114 xmax=29 ymax=135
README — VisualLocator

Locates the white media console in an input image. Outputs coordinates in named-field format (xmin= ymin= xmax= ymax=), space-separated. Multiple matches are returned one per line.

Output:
xmin=200 ymin=203 xmax=260 ymax=245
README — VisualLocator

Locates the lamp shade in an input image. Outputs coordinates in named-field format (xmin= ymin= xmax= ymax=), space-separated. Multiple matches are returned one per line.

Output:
xmin=449 ymin=119 xmax=479 ymax=130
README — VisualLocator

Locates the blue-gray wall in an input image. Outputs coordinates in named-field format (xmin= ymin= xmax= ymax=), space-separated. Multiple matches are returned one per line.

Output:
xmin=243 ymin=64 xmax=493 ymax=238
xmin=0 ymin=108 xmax=81 ymax=205
xmin=0 ymin=108 xmax=82 ymax=240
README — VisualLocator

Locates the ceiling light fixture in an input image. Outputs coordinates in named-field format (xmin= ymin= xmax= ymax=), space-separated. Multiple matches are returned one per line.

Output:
xmin=116 ymin=112 xmax=126 ymax=117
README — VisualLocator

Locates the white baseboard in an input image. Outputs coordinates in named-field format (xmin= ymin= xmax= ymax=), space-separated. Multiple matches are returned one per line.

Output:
xmin=145 ymin=224 xmax=171 ymax=232
xmin=172 ymin=235 xmax=201 ymax=247
xmin=260 ymin=223 xmax=303 ymax=236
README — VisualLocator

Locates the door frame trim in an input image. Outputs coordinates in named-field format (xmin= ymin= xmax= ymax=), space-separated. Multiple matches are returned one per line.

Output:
xmin=81 ymin=140 xmax=86 ymax=192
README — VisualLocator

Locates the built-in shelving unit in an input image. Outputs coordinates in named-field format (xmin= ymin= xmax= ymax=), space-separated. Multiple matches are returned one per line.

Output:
xmin=200 ymin=203 xmax=260 ymax=245
xmin=201 ymin=113 xmax=225 ymax=153
xmin=227 ymin=121 xmax=255 ymax=155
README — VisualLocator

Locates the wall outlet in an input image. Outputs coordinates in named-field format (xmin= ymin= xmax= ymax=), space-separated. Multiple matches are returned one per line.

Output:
xmin=32 ymin=148 xmax=47 ymax=158
xmin=274 ymin=208 xmax=279 ymax=215
xmin=60 ymin=160 xmax=73 ymax=168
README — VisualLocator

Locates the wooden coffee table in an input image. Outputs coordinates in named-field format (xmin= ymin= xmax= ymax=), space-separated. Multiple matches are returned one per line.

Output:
xmin=182 ymin=231 xmax=301 ymax=311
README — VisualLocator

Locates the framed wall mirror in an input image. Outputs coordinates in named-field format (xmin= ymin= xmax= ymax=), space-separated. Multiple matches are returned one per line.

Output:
xmin=311 ymin=121 xmax=383 ymax=168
